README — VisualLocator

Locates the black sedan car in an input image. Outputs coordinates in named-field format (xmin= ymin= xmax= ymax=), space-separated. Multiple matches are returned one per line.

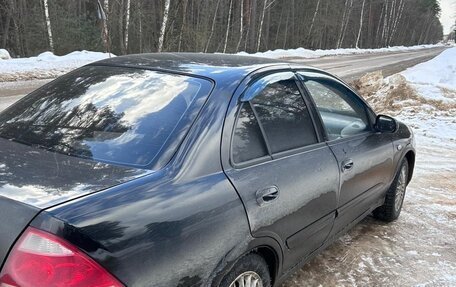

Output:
xmin=0 ymin=53 xmax=415 ymax=287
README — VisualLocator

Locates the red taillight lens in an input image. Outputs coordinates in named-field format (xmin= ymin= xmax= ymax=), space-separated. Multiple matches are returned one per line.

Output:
xmin=0 ymin=227 xmax=124 ymax=287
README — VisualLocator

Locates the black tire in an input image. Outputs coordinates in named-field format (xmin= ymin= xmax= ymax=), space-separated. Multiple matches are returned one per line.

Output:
xmin=219 ymin=253 xmax=271 ymax=287
xmin=373 ymin=159 xmax=409 ymax=222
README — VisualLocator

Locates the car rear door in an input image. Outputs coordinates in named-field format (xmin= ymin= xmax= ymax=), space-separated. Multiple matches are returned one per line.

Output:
xmin=297 ymin=71 xmax=395 ymax=234
xmin=222 ymin=71 xmax=339 ymax=270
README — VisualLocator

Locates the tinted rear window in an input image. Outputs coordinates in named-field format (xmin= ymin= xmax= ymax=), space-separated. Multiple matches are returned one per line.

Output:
xmin=232 ymin=103 xmax=269 ymax=163
xmin=0 ymin=66 xmax=212 ymax=168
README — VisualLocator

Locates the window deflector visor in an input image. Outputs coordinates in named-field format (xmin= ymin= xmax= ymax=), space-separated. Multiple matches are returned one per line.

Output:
xmin=240 ymin=72 xmax=295 ymax=102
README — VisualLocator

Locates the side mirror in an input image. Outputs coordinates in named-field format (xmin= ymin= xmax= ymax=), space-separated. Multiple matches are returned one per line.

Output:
xmin=375 ymin=115 xmax=397 ymax=133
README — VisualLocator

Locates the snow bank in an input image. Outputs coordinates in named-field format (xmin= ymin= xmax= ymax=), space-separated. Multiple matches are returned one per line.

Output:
xmin=354 ymin=47 xmax=456 ymax=151
xmin=0 ymin=49 xmax=11 ymax=60
xmin=401 ymin=47 xmax=456 ymax=100
xmin=238 ymin=44 xmax=447 ymax=59
xmin=0 ymin=50 xmax=114 ymax=82
xmin=356 ymin=48 xmax=456 ymax=112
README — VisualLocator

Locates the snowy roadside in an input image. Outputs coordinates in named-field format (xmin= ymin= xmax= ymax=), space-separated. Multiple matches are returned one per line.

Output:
xmin=0 ymin=50 xmax=114 ymax=82
xmin=284 ymin=47 xmax=456 ymax=286
xmin=0 ymin=44 xmax=450 ymax=83
xmin=238 ymin=43 xmax=449 ymax=59
xmin=354 ymin=47 xmax=456 ymax=152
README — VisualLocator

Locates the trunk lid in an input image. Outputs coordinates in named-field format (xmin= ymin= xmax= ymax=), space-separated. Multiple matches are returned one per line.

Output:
xmin=0 ymin=138 xmax=151 ymax=266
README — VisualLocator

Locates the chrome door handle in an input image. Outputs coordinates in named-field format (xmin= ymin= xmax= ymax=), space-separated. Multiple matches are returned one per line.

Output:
xmin=256 ymin=186 xmax=279 ymax=206
xmin=342 ymin=159 xmax=354 ymax=172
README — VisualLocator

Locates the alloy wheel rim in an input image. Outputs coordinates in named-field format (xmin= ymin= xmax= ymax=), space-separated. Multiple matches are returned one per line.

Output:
xmin=395 ymin=165 xmax=407 ymax=212
xmin=229 ymin=271 xmax=263 ymax=287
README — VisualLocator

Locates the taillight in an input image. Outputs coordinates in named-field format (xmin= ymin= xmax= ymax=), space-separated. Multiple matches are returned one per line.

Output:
xmin=0 ymin=227 xmax=124 ymax=287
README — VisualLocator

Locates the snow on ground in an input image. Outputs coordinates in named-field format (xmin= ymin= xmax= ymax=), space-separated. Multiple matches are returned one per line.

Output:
xmin=0 ymin=45 xmax=449 ymax=82
xmin=0 ymin=49 xmax=11 ymax=60
xmin=402 ymin=47 xmax=456 ymax=101
xmin=238 ymin=43 xmax=449 ymax=59
xmin=360 ymin=48 xmax=456 ymax=151
xmin=284 ymin=48 xmax=456 ymax=286
xmin=0 ymin=50 xmax=114 ymax=82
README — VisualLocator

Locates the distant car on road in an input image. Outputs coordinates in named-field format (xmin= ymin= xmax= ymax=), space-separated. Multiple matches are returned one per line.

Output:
xmin=0 ymin=53 xmax=415 ymax=287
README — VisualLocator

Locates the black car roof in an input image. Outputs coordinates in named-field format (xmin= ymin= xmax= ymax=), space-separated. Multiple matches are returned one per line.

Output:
xmin=90 ymin=52 xmax=305 ymax=82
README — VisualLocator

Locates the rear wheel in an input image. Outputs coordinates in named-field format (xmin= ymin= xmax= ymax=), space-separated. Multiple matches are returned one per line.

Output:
xmin=374 ymin=159 xmax=409 ymax=222
xmin=220 ymin=254 xmax=271 ymax=287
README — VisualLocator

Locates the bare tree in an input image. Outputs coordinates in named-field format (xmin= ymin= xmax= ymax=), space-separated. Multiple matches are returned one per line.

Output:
xmin=177 ymin=0 xmax=187 ymax=52
xmin=103 ymin=0 xmax=109 ymax=50
xmin=43 ymin=0 xmax=54 ymax=51
xmin=223 ymin=0 xmax=234 ymax=53
xmin=355 ymin=0 xmax=366 ymax=48
xmin=124 ymin=0 xmax=131 ymax=52
xmin=381 ymin=0 xmax=389 ymax=45
xmin=256 ymin=0 xmax=267 ymax=51
xmin=236 ymin=0 xmax=244 ymax=52
xmin=204 ymin=0 xmax=221 ymax=53
xmin=158 ymin=0 xmax=171 ymax=52
xmin=337 ymin=0 xmax=354 ymax=48
xmin=307 ymin=0 xmax=321 ymax=39
xmin=389 ymin=0 xmax=405 ymax=45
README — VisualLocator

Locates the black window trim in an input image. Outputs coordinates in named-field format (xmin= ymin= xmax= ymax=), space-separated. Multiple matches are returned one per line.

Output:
xmin=248 ymin=101 xmax=273 ymax=156
xmin=230 ymin=70 xmax=325 ymax=169
xmin=293 ymin=75 xmax=326 ymax=143
xmin=295 ymin=70 xmax=376 ymax=143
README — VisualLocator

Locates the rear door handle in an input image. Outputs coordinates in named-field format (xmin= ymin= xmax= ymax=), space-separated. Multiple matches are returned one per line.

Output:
xmin=256 ymin=186 xmax=279 ymax=206
xmin=342 ymin=159 xmax=354 ymax=172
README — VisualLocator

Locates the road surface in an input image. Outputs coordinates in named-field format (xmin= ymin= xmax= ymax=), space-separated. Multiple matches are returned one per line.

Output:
xmin=0 ymin=47 xmax=448 ymax=112
xmin=287 ymin=46 xmax=448 ymax=82
xmin=0 ymin=79 xmax=50 ymax=111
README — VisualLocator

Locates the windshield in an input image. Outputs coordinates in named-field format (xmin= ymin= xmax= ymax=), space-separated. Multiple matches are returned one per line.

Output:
xmin=0 ymin=66 xmax=212 ymax=168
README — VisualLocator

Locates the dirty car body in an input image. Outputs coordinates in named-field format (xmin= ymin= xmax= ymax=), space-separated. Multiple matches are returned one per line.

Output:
xmin=0 ymin=53 xmax=415 ymax=287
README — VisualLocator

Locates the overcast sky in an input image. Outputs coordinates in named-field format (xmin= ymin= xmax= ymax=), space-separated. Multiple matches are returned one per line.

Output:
xmin=440 ymin=0 xmax=456 ymax=34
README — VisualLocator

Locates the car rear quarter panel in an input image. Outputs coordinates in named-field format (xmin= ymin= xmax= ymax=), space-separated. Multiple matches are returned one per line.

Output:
xmin=32 ymin=171 xmax=250 ymax=287
xmin=0 ymin=197 xmax=40 ymax=268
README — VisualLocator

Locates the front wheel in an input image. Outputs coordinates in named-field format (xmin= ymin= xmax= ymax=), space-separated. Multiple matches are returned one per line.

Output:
xmin=373 ymin=159 xmax=409 ymax=222
xmin=220 ymin=254 xmax=271 ymax=287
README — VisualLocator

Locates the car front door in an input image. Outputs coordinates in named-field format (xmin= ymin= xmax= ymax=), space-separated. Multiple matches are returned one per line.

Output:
xmin=222 ymin=71 xmax=339 ymax=270
xmin=297 ymin=71 xmax=395 ymax=235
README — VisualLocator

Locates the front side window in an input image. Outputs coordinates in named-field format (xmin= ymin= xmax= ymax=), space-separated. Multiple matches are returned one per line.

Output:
xmin=232 ymin=72 xmax=318 ymax=164
xmin=0 ymin=66 xmax=212 ymax=168
xmin=300 ymin=72 xmax=371 ymax=140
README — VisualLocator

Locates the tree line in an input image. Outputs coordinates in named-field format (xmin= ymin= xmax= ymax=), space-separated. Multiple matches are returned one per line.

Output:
xmin=0 ymin=0 xmax=444 ymax=57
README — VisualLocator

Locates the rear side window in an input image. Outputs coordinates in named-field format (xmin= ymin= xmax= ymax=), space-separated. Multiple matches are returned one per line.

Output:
xmin=232 ymin=104 xmax=269 ymax=163
xmin=232 ymin=72 xmax=318 ymax=164
xmin=0 ymin=66 xmax=212 ymax=168
xmin=251 ymin=79 xmax=317 ymax=153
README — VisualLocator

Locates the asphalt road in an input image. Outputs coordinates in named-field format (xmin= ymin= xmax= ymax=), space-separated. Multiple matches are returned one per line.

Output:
xmin=0 ymin=47 xmax=448 ymax=112
xmin=0 ymin=79 xmax=51 ymax=111
xmin=287 ymin=46 xmax=448 ymax=82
